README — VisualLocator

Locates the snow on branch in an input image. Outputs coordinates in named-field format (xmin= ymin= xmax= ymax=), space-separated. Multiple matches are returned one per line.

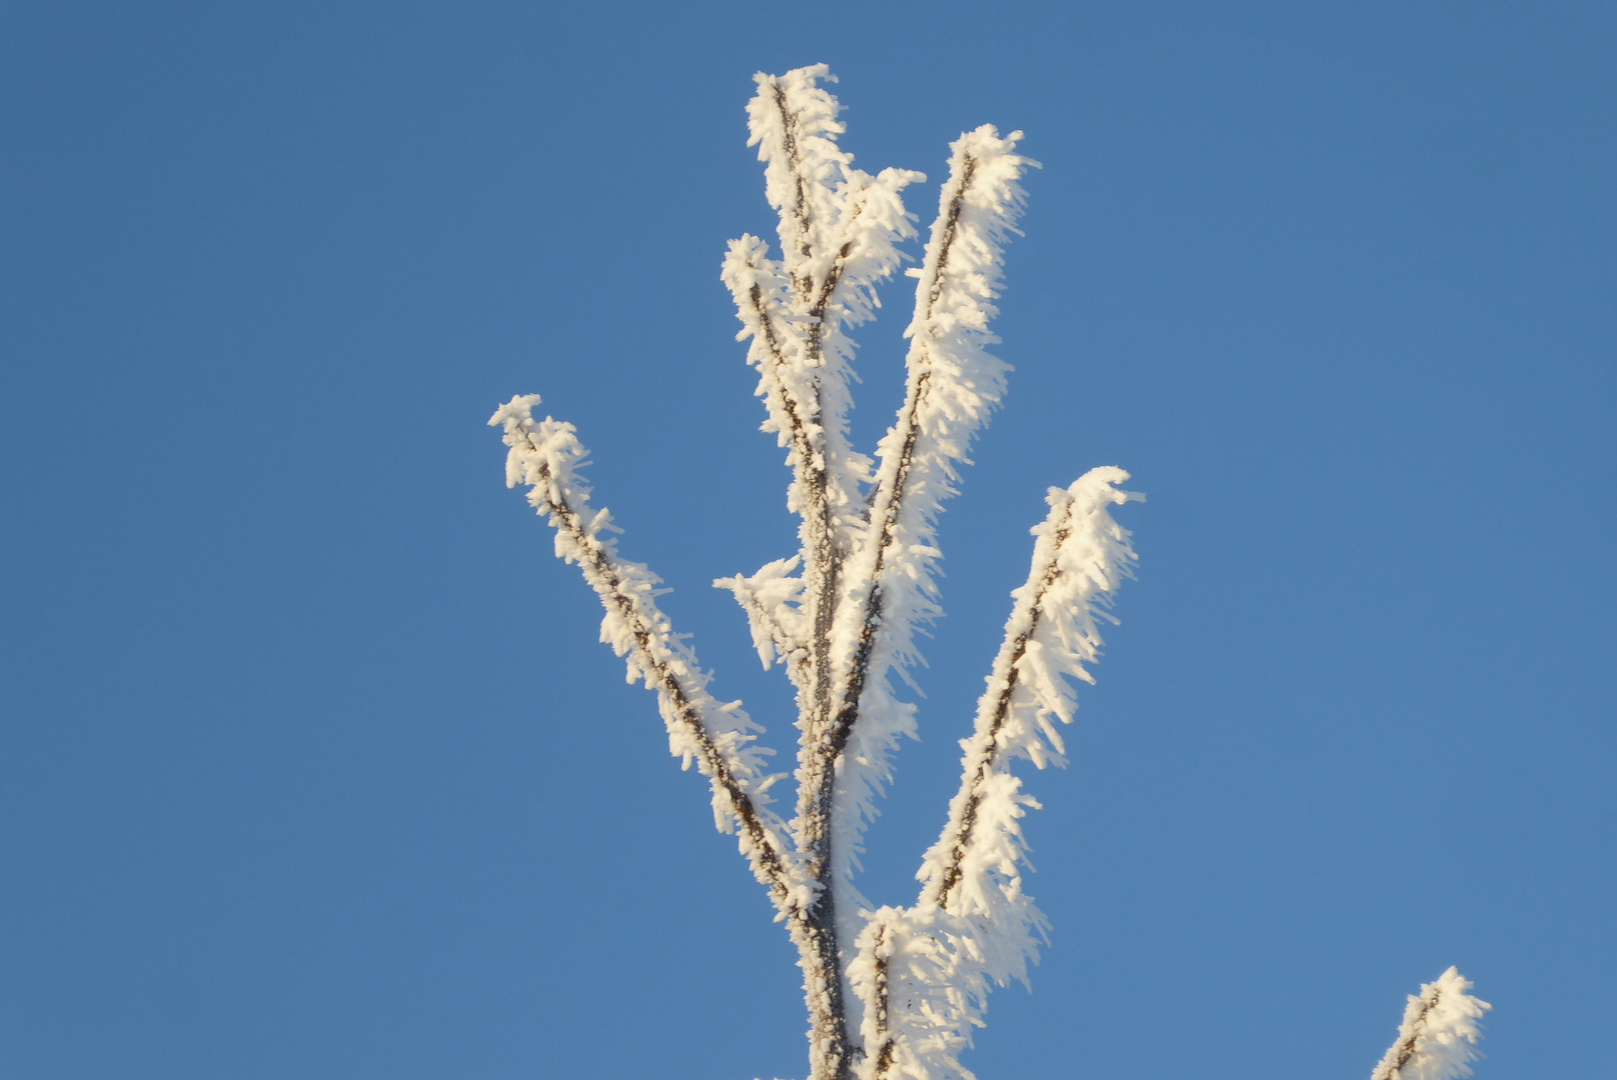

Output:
xmin=747 ymin=63 xmax=850 ymax=282
xmin=825 ymin=126 xmax=1035 ymax=918
xmin=745 ymin=64 xmax=921 ymax=330
xmin=846 ymin=469 xmax=1140 ymax=1080
xmin=488 ymin=394 xmax=805 ymax=914
xmin=731 ymin=66 xmax=921 ymax=562
xmin=714 ymin=554 xmax=807 ymax=674
xmin=1369 ymin=968 xmax=1491 ymax=1080
xmin=921 ymin=467 xmax=1141 ymax=913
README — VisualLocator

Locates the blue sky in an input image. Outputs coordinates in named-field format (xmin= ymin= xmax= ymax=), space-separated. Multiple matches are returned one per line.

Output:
xmin=3 ymin=3 xmax=1613 ymax=1078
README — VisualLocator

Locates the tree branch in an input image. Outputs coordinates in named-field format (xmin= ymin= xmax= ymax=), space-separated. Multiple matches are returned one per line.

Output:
xmin=824 ymin=127 xmax=1033 ymax=928
xmin=922 ymin=468 xmax=1139 ymax=912
xmin=845 ymin=470 xmax=1138 ymax=1080
xmin=1369 ymin=968 xmax=1490 ymax=1080
xmin=731 ymin=72 xmax=923 ymax=1075
xmin=490 ymin=394 xmax=857 ymax=1077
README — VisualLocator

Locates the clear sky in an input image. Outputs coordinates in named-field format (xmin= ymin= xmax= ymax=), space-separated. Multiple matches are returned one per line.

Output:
xmin=3 ymin=4 xmax=1613 ymax=1079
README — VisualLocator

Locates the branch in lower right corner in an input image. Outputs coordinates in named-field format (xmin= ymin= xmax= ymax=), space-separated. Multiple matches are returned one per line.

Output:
xmin=1370 ymin=967 xmax=1490 ymax=1080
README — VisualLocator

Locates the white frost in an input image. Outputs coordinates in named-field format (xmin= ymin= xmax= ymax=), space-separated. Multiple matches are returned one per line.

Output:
xmin=488 ymin=394 xmax=807 ymax=913
xmin=1369 ymin=968 xmax=1490 ymax=1080
xmin=849 ymin=469 xmax=1140 ymax=1080
xmin=826 ymin=125 xmax=1037 ymax=938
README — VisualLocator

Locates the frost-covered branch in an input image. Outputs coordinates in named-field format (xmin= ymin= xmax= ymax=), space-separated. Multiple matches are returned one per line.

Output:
xmin=847 ymin=469 xmax=1140 ymax=1080
xmin=732 ymin=67 xmax=920 ymax=767
xmin=489 ymin=395 xmax=797 ymax=891
xmin=490 ymin=394 xmax=855 ymax=1076
xmin=714 ymin=554 xmax=809 ymax=677
xmin=921 ymin=468 xmax=1140 ymax=912
xmin=826 ymin=127 xmax=1034 ymax=923
xmin=1369 ymin=968 xmax=1490 ymax=1080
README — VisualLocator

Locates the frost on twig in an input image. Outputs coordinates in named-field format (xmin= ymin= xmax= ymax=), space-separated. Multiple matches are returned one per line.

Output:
xmin=1369 ymin=968 xmax=1491 ymax=1080
xmin=489 ymin=391 xmax=871 ymax=1080
xmin=921 ymin=469 xmax=1141 ymax=913
xmin=827 ymin=126 xmax=1035 ymax=935
xmin=849 ymin=469 xmax=1140 ymax=1080
xmin=488 ymin=395 xmax=796 ymax=886
xmin=715 ymin=555 xmax=807 ymax=674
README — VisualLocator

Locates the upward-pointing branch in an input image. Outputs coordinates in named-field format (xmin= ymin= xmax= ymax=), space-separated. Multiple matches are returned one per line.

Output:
xmin=824 ymin=126 xmax=1033 ymax=935
xmin=489 ymin=395 xmax=797 ymax=896
xmin=742 ymin=74 xmax=861 ymax=929
xmin=847 ymin=469 xmax=1139 ymax=1080
xmin=921 ymin=468 xmax=1140 ymax=914
xmin=490 ymin=394 xmax=853 ymax=1080
xmin=1369 ymin=968 xmax=1490 ymax=1080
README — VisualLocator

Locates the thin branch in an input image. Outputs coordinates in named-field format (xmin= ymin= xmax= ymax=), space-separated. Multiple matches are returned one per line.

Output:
xmin=824 ymin=126 xmax=1033 ymax=921
xmin=489 ymin=394 xmax=855 ymax=1079
xmin=490 ymin=396 xmax=796 ymax=889
xmin=922 ymin=468 xmax=1140 ymax=913
xmin=719 ymin=238 xmax=817 ymax=691
xmin=1369 ymin=968 xmax=1490 ymax=1080
xmin=714 ymin=554 xmax=809 ymax=678
xmin=733 ymin=76 xmax=922 ymax=1068
xmin=859 ymin=918 xmax=896 ymax=1080
xmin=727 ymin=96 xmax=855 ymax=1059
xmin=845 ymin=471 xmax=1138 ymax=1080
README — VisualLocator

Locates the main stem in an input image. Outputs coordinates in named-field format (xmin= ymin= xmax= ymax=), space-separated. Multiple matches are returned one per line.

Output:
xmin=746 ymin=263 xmax=855 ymax=1079
xmin=798 ymin=316 xmax=854 ymax=1080
xmin=802 ymin=463 xmax=852 ymax=1080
